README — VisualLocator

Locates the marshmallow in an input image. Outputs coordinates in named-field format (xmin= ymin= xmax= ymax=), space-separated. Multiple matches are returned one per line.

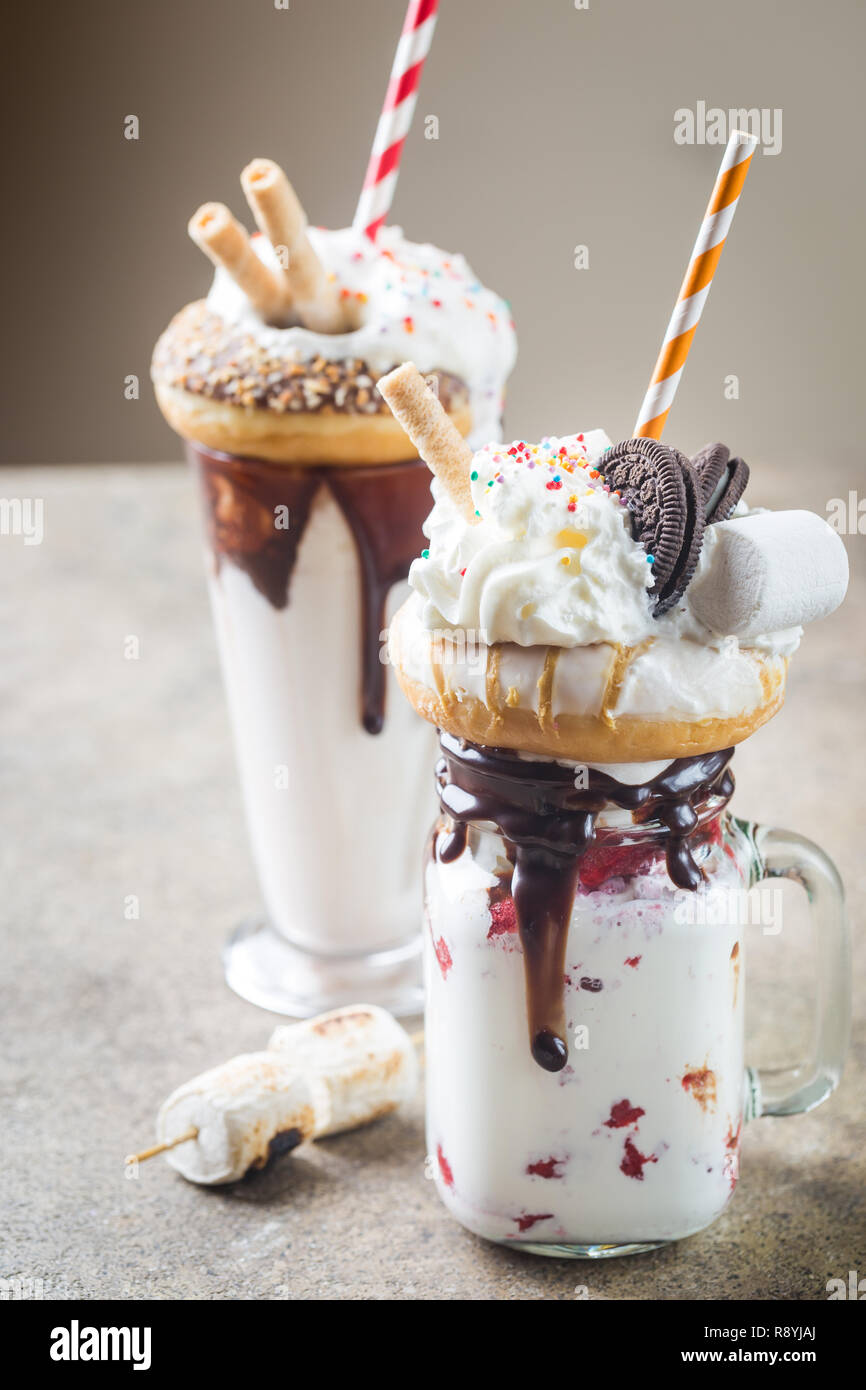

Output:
xmin=154 ymin=1006 xmax=419 ymax=1185
xmin=157 ymin=1052 xmax=328 ymax=1185
xmin=269 ymin=1004 xmax=419 ymax=1138
xmin=687 ymin=510 xmax=848 ymax=638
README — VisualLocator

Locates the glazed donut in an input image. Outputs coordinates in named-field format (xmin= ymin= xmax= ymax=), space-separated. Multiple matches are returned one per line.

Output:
xmin=153 ymin=302 xmax=472 ymax=466
xmin=152 ymin=171 xmax=516 ymax=467
xmin=389 ymin=599 xmax=789 ymax=763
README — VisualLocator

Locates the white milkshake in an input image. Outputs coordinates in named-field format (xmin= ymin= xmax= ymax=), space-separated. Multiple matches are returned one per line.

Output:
xmin=153 ymin=179 xmax=516 ymax=1015
xmin=202 ymin=484 xmax=433 ymax=956
xmin=424 ymin=806 xmax=748 ymax=1250
xmin=380 ymin=398 xmax=847 ymax=1253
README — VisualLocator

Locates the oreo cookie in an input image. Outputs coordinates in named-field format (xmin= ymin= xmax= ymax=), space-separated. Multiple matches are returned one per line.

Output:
xmin=658 ymin=450 xmax=705 ymax=615
xmin=692 ymin=443 xmax=730 ymax=505
xmin=707 ymin=456 xmax=749 ymax=523
xmin=602 ymin=438 xmax=705 ymax=616
xmin=690 ymin=442 xmax=750 ymax=523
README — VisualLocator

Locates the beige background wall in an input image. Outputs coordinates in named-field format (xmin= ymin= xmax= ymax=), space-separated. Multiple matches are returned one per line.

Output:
xmin=3 ymin=0 xmax=864 ymax=472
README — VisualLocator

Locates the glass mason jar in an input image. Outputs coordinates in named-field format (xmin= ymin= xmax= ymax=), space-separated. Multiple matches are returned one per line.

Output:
xmin=423 ymin=734 xmax=850 ymax=1258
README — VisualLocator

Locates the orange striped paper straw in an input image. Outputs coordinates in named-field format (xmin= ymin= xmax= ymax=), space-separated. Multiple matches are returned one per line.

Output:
xmin=634 ymin=130 xmax=759 ymax=439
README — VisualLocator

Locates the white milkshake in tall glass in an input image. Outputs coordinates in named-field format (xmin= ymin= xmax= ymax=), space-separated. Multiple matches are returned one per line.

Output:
xmin=152 ymin=164 xmax=516 ymax=1015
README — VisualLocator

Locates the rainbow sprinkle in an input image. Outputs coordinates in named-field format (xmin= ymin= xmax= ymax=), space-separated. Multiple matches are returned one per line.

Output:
xmin=458 ymin=436 xmax=625 ymax=571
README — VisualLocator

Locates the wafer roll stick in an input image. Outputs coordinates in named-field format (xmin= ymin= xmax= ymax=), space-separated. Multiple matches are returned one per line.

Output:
xmin=377 ymin=363 xmax=476 ymax=522
xmin=241 ymin=159 xmax=354 ymax=333
xmin=188 ymin=202 xmax=289 ymax=322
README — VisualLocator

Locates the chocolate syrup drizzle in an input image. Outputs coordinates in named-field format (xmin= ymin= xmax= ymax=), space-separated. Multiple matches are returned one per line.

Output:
xmin=435 ymin=732 xmax=735 ymax=1073
xmin=188 ymin=444 xmax=433 ymax=734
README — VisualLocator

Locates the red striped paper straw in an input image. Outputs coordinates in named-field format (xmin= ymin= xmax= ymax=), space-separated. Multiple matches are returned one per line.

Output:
xmin=353 ymin=0 xmax=439 ymax=243
xmin=634 ymin=130 xmax=759 ymax=439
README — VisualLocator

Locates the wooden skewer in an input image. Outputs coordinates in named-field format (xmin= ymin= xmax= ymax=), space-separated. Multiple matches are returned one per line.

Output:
xmin=126 ymin=1125 xmax=198 ymax=1165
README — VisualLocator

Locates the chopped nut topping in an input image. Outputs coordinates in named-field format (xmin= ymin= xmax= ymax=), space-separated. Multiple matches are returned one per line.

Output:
xmin=152 ymin=301 xmax=469 ymax=419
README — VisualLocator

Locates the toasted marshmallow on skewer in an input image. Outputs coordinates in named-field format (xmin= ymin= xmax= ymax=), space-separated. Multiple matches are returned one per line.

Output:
xmin=269 ymin=1004 xmax=419 ymax=1138
xmin=688 ymin=509 xmax=849 ymax=638
xmin=145 ymin=1006 xmax=420 ymax=1185
xmin=156 ymin=1052 xmax=328 ymax=1186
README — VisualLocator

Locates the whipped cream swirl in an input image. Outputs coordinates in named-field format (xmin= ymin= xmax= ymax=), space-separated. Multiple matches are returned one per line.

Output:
xmin=410 ymin=431 xmax=661 ymax=647
xmin=409 ymin=431 xmax=804 ymax=660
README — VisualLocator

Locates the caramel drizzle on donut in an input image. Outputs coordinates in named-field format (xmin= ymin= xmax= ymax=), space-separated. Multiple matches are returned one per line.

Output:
xmin=536 ymin=648 xmax=561 ymax=732
xmin=600 ymin=639 xmax=655 ymax=729
xmin=753 ymin=652 xmax=782 ymax=703
xmin=485 ymin=645 xmax=504 ymax=727
xmin=429 ymin=633 xmax=455 ymax=717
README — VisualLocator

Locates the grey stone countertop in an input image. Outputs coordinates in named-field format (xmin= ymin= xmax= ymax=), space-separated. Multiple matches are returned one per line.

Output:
xmin=1 ymin=462 xmax=863 ymax=1301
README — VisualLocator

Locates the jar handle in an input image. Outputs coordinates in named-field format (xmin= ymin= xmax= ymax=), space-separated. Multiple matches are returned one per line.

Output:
xmin=741 ymin=822 xmax=850 ymax=1119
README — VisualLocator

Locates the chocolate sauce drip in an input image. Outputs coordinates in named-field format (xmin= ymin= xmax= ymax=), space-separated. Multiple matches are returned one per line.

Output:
xmin=487 ymin=855 xmax=515 ymax=905
xmin=188 ymin=444 xmax=432 ymax=734
xmin=192 ymin=448 xmax=321 ymax=609
xmin=437 ymin=820 xmax=468 ymax=863
xmin=328 ymin=464 xmax=433 ymax=734
xmin=514 ymin=847 xmax=582 ymax=1072
xmin=435 ymin=733 xmax=735 ymax=1072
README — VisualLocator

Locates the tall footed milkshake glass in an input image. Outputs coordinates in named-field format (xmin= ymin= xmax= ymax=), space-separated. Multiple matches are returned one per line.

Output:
xmin=379 ymin=369 xmax=851 ymax=1255
xmin=152 ymin=162 xmax=516 ymax=1016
